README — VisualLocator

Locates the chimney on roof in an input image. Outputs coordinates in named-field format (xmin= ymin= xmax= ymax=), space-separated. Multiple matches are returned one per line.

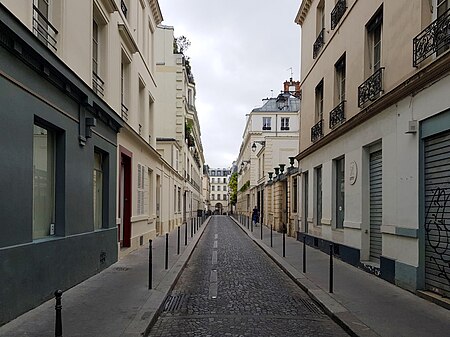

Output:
xmin=283 ymin=78 xmax=301 ymax=98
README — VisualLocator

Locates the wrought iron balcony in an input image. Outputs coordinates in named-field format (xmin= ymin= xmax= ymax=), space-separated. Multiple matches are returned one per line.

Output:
xmin=313 ymin=29 xmax=325 ymax=59
xmin=358 ymin=67 xmax=384 ymax=107
xmin=331 ymin=0 xmax=347 ymax=30
xmin=413 ymin=8 xmax=450 ymax=67
xmin=311 ymin=119 xmax=324 ymax=143
xmin=121 ymin=103 xmax=129 ymax=121
xmin=188 ymin=104 xmax=196 ymax=112
xmin=329 ymin=101 xmax=346 ymax=129
xmin=92 ymin=72 xmax=105 ymax=97
xmin=121 ymin=0 xmax=128 ymax=18
xmin=32 ymin=5 xmax=58 ymax=51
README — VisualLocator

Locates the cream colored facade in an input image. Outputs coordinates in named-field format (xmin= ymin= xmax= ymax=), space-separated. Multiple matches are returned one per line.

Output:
xmin=155 ymin=25 xmax=206 ymax=223
xmin=0 ymin=0 xmax=188 ymax=258
xmin=209 ymin=168 xmax=231 ymax=214
xmin=296 ymin=0 xmax=450 ymax=297
xmin=236 ymin=87 xmax=300 ymax=230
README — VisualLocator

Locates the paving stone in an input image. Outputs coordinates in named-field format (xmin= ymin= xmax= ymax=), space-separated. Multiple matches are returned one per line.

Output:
xmin=149 ymin=216 xmax=348 ymax=337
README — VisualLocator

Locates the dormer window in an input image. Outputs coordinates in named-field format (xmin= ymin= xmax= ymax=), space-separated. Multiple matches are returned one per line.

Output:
xmin=263 ymin=117 xmax=272 ymax=130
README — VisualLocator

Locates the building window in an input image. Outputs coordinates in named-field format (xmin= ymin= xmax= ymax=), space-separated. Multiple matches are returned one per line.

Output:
xmin=293 ymin=176 xmax=298 ymax=213
xmin=137 ymin=164 xmax=146 ymax=215
xmin=223 ymin=186 xmax=227 ymax=191
xmin=212 ymin=178 xmax=215 ymax=184
xmin=93 ymin=151 xmax=105 ymax=230
xmin=317 ymin=0 xmax=325 ymax=35
xmin=437 ymin=0 xmax=449 ymax=55
xmin=32 ymin=0 xmax=58 ymax=51
xmin=212 ymin=186 xmax=215 ymax=191
xmin=223 ymin=194 xmax=227 ymax=200
xmin=335 ymin=55 xmax=346 ymax=104
xmin=217 ymin=194 xmax=221 ymax=200
xmin=315 ymin=166 xmax=322 ymax=226
xmin=367 ymin=8 xmax=383 ymax=73
xmin=334 ymin=157 xmax=345 ymax=229
xmin=92 ymin=5 xmax=107 ymax=97
xmin=281 ymin=117 xmax=290 ymax=130
xmin=263 ymin=117 xmax=272 ymax=130
xmin=211 ymin=194 xmax=215 ymax=200
xmin=33 ymin=124 xmax=55 ymax=239
xmin=315 ymin=80 xmax=324 ymax=122
xmin=178 ymin=187 xmax=181 ymax=212
xmin=217 ymin=186 xmax=221 ymax=191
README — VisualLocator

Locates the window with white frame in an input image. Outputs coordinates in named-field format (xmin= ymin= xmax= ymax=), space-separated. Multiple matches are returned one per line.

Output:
xmin=281 ymin=117 xmax=290 ymax=130
xmin=263 ymin=117 xmax=272 ymax=130
xmin=315 ymin=80 xmax=324 ymax=122
xmin=137 ymin=163 xmax=146 ymax=215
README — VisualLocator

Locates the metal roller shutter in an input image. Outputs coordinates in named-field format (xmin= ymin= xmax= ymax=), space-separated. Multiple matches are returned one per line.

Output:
xmin=370 ymin=150 xmax=382 ymax=263
xmin=424 ymin=131 xmax=450 ymax=297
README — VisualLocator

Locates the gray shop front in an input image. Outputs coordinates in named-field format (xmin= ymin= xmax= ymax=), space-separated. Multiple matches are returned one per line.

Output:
xmin=0 ymin=5 xmax=122 ymax=324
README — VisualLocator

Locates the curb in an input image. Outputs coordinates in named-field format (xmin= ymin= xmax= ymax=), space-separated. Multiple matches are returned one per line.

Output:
xmin=229 ymin=216 xmax=380 ymax=337
xmin=123 ymin=217 xmax=211 ymax=337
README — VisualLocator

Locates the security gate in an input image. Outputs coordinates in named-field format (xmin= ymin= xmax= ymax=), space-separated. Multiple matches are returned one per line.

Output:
xmin=369 ymin=150 xmax=382 ymax=263
xmin=424 ymin=130 xmax=450 ymax=297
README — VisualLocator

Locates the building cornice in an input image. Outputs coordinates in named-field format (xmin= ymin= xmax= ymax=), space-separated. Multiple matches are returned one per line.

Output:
xmin=148 ymin=0 xmax=163 ymax=25
xmin=296 ymin=52 xmax=450 ymax=161
xmin=295 ymin=0 xmax=312 ymax=25
xmin=118 ymin=23 xmax=138 ymax=54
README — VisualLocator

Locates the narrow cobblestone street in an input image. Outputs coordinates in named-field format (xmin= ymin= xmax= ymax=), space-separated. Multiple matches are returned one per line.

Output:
xmin=149 ymin=216 xmax=348 ymax=337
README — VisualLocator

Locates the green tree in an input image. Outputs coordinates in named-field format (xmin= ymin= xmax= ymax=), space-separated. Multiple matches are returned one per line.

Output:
xmin=174 ymin=35 xmax=191 ymax=55
xmin=228 ymin=172 xmax=238 ymax=206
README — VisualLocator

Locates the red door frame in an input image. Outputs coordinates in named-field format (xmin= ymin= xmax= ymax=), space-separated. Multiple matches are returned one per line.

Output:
xmin=119 ymin=146 xmax=132 ymax=247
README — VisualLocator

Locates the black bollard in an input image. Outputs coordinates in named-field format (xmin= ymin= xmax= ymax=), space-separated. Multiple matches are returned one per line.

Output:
xmin=185 ymin=221 xmax=188 ymax=246
xmin=190 ymin=219 xmax=193 ymax=238
xmin=194 ymin=218 xmax=196 ymax=234
xmin=54 ymin=290 xmax=62 ymax=337
xmin=270 ymin=223 xmax=273 ymax=247
xmin=177 ymin=226 xmax=180 ymax=255
xmin=303 ymin=235 xmax=306 ymax=273
xmin=283 ymin=229 xmax=286 ymax=257
xmin=260 ymin=221 xmax=263 ymax=240
xmin=165 ymin=233 xmax=169 ymax=270
xmin=329 ymin=244 xmax=334 ymax=293
xmin=149 ymin=239 xmax=153 ymax=289
xmin=251 ymin=218 xmax=253 ymax=232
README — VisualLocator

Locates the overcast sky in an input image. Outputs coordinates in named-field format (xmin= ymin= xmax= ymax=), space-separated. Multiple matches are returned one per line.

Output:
xmin=158 ymin=0 xmax=301 ymax=169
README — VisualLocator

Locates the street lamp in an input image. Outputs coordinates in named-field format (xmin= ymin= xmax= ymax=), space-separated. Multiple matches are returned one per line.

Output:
xmin=251 ymin=140 xmax=266 ymax=152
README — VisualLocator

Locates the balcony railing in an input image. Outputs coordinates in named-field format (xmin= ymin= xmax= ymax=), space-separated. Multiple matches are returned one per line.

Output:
xmin=32 ymin=5 xmax=58 ymax=51
xmin=121 ymin=103 xmax=129 ymax=121
xmin=413 ymin=8 xmax=450 ymax=67
xmin=358 ymin=67 xmax=384 ymax=107
xmin=331 ymin=0 xmax=347 ymax=30
xmin=311 ymin=119 xmax=324 ymax=143
xmin=313 ymin=29 xmax=325 ymax=59
xmin=329 ymin=101 xmax=346 ymax=129
xmin=188 ymin=103 xmax=196 ymax=112
xmin=121 ymin=0 xmax=128 ymax=18
xmin=92 ymin=72 xmax=105 ymax=97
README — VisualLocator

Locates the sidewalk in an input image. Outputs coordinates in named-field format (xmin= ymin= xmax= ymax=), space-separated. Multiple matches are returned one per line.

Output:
xmin=231 ymin=216 xmax=450 ymax=337
xmin=0 ymin=217 xmax=210 ymax=337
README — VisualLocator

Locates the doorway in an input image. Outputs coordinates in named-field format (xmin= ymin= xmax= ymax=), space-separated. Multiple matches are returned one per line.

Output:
xmin=119 ymin=150 xmax=132 ymax=247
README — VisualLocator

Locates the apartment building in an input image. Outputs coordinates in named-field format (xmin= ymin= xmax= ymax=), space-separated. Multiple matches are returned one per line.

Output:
xmin=0 ymin=1 xmax=124 ymax=324
xmin=295 ymin=0 xmax=450 ymax=300
xmin=155 ymin=25 xmax=206 ymax=224
xmin=236 ymin=79 xmax=300 ymax=232
xmin=209 ymin=168 xmax=231 ymax=214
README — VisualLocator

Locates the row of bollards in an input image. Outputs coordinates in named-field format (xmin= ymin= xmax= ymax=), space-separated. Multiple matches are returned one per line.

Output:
xmin=53 ymin=215 xmax=210 ymax=336
xmin=236 ymin=214 xmax=334 ymax=295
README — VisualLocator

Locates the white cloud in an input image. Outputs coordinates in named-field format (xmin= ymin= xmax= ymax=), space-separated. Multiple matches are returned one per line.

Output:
xmin=159 ymin=0 xmax=300 ymax=168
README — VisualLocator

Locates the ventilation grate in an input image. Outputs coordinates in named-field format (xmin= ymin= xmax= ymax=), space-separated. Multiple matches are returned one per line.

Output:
xmin=296 ymin=298 xmax=323 ymax=314
xmin=163 ymin=294 xmax=187 ymax=312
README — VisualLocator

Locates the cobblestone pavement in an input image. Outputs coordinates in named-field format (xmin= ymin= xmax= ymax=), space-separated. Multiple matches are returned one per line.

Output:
xmin=149 ymin=215 xmax=348 ymax=337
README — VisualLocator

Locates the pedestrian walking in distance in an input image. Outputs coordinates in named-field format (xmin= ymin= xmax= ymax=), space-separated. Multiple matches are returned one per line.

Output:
xmin=252 ymin=206 xmax=260 ymax=227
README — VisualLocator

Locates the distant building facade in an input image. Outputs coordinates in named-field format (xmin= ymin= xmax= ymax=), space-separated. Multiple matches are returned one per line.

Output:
xmin=209 ymin=168 xmax=231 ymax=214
